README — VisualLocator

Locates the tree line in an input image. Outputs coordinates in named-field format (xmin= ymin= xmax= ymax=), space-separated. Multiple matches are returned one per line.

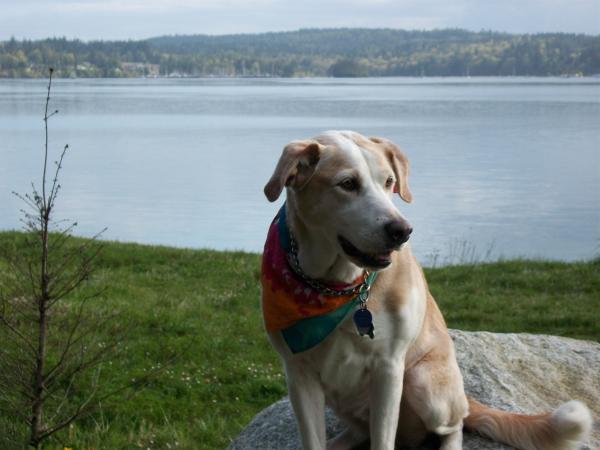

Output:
xmin=0 ymin=28 xmax=598 ymax=78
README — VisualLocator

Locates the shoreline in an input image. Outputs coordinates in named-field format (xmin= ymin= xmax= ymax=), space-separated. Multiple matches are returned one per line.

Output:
xmin=1 ymin=74 xmax=599 ymax=81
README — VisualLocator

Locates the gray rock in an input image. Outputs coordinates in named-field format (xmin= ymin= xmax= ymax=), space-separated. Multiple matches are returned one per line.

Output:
xmin=229 ymin=331 xmax=599 ymax=450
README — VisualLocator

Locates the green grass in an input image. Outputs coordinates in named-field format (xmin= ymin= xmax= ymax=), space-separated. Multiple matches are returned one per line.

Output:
xmin=0 ymin=231 xmax=598 ymax=450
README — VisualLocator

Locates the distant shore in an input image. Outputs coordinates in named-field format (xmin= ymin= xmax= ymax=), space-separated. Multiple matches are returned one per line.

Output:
xmin=1 ymin=74 xmax=599 ymax=80
xmin=1 ymin=29 xmax=598 ymax=78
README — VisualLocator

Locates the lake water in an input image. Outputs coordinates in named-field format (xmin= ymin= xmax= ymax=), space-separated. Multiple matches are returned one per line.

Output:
xmin=0 ymin=77 xmax=599 ymax=265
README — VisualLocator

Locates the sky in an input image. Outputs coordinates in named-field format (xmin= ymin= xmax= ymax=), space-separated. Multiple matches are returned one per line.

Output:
xmin=0 ymin=0 xmax=599 ymax=41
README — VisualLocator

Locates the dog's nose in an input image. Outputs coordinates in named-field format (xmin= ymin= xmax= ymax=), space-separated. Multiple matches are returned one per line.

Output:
xmin=384 ymin=220 xmax=413 ymax=245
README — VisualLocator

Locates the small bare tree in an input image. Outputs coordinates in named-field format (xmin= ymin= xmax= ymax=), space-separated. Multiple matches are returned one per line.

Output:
xmin=0 ymin=68 xmax=130 ymax=449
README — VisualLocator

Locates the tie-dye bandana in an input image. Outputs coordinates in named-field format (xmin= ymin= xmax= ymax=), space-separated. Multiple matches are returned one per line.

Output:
xmin=261 ymin=204 xmax=376 ymax=353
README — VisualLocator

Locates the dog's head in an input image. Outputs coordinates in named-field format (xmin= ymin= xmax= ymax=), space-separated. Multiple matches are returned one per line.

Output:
xmin=264 ymin=130 xmax=413 ymax=271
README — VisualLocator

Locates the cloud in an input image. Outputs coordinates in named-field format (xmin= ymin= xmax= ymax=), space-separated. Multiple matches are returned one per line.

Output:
xmin=55 ymin=0 xmax=274 ymax=13
xmin=0 ymin=0 xmax=597 ymax=40
xmin=1 ymin=0 xmax=274 ymax=15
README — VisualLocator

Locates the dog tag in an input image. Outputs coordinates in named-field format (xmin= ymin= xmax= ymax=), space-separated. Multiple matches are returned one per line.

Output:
xmin=353 ymin=308 xmax=375 ymax=339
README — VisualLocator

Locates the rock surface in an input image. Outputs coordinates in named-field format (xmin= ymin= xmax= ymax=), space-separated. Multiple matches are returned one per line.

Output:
xmin=229 ymin=331 xmax=599 ymax=450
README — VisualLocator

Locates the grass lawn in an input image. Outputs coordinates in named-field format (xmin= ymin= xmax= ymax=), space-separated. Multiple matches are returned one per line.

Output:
xmin=0 ymin=231 xmax=598 ymax=450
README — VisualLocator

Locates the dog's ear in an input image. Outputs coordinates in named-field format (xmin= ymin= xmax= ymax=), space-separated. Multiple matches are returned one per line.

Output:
xmin=264 ymin=140 xmax=322 ymax=202
xmin=370 ymin=136 xmax=413 ymax=203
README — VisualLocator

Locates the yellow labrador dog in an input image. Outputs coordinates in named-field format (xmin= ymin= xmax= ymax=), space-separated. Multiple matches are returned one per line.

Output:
xmin=261 ymin=130 xmax=591 ymax=450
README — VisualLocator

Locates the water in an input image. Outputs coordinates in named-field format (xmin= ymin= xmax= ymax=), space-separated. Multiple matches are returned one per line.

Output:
xmin=1 ymin=77 xmax=599 ymax=265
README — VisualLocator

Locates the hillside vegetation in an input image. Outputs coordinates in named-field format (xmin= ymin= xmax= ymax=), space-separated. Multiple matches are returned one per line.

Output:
xmin=1 ymin=28 xmax=599 ymax=78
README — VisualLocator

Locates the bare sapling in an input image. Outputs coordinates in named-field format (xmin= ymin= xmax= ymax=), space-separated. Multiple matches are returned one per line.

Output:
xmin=0 ymin=68 xmax=138 ymax=449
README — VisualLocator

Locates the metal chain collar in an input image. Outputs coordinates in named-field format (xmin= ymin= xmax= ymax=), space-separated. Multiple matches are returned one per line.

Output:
xmin=357 ymin=278 xmax=372 ymax=309
xmin=287 ymin=231 xmax=370 ymax=298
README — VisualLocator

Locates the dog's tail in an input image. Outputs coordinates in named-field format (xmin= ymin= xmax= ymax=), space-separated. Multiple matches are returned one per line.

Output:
xmin=464 ymin=397 xmax=592 ymax=450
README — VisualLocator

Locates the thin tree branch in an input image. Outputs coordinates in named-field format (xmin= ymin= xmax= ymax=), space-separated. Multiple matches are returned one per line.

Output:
xmin=43 ymin=291 xmax=109 ymax=384
xmin=0 ymin=316 xmax=37 ymax=356
xmin=48 ymin=144 xmax=69 ymax=209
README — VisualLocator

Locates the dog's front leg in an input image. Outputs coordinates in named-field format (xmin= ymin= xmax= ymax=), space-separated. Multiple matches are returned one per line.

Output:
xmin=285 ymin=361 xmax=326 ymax=450
xmin=369 ymin=361 xmax=404 ymax=450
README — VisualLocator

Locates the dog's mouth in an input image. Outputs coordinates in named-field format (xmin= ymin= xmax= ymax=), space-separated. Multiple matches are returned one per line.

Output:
xmin=338 ymin=235 xmax=394 ymax=269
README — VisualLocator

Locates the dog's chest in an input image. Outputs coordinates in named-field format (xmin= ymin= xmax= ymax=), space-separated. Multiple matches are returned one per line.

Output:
xmin=305 ymin=289 xmax=425 ymax=417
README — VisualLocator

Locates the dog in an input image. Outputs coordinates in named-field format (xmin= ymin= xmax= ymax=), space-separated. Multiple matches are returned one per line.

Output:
xmin=260 ymin=130 xmax=592 ymax=450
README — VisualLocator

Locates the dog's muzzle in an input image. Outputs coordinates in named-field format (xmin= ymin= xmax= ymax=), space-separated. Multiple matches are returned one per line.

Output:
xmin=338 ymin=219 xmax=412 ymax=269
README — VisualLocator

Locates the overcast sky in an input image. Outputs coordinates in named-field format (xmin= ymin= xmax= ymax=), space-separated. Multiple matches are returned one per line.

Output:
xmin=1 ymin=0 xmax=599 ymax=41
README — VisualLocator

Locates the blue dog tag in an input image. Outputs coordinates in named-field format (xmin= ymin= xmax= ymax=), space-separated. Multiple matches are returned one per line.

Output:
xmin=353 ymin=308 xmax=374 ymax=339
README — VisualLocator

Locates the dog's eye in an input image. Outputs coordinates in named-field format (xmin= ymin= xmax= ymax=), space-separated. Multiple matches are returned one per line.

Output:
xmin=385 ymin=176 xmax=394 ymax=188
xmin=339 ymin=178 xmax=359 ymax=192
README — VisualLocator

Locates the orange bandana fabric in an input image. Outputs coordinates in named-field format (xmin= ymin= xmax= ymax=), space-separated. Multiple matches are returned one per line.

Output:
xmin=261 ymin=206 xmax=363 ymax=333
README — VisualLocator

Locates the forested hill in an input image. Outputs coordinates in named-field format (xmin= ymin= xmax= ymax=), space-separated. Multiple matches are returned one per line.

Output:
xmin=1 ymin=28 xmax=599 ymax=78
